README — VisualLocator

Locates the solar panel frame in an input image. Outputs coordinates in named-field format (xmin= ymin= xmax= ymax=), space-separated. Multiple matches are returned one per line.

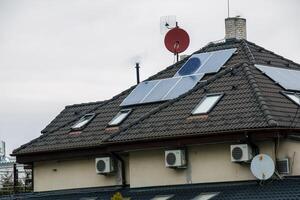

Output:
xmin=255 ymin=64 xmax=300 ymax=91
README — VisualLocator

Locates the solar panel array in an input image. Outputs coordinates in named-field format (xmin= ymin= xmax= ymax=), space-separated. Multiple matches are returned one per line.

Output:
xmin=120 ymin=74 xmax=204 ymax=106
xmin=120 ymin=48 xmax=237 ymax=106
xmin=174 ymin=48 xmax=237 ymax=77
xmin=256 ymin=64 xmax=300 ymax=91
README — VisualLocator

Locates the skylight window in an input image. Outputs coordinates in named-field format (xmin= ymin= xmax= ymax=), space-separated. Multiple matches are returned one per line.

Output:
xmin=108 ymin=109 xmax=132 ymax=126
xmin=192 ymin=192 xmax=219 ymax=200
xmin=71 ymin=113 xmax=95 ymax=130
xmin=283 ymin=92 xmax=300 ymax=105
xmin=192 ymin=93 xmax=223 ymax=115
xmin=151 ymin=195 xmax=174 ymax=200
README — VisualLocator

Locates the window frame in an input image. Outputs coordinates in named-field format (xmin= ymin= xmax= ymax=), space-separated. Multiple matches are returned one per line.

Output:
xmin=150 ymin=194 xmax=174 ymax=200
xmin=282 ymin=91 xmax=300 ymax=106
xmin=108 ymin=109 xmax=132 ymax=126
xmin=191 ymin=192 xmax=220 ymax=200
xmin=71 ymin=113 xmax=95 ymax=130
xmin=192 ymin=93 xmax=224 ymax=115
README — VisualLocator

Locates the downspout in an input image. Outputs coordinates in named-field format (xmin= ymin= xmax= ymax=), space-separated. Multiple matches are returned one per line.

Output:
xmin=111 ymin=153 xmax=126 ymax=187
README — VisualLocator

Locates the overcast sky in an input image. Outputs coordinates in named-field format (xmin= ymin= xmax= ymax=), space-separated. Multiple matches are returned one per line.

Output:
xmin=0 ymin=0 xmax=299 ymax=155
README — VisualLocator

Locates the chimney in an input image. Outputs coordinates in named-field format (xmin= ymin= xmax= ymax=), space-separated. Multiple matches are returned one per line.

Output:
xmin=225 ymin=17 xmax=247 ymax=40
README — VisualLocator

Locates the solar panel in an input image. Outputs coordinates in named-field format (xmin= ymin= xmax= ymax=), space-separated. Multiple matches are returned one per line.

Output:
xmin=174 ymin=48 xmax=236 ymax=77
xmin=120 ymin=74 xmax=204 ymax=106
xmin=197 ymin=48 xmax=236 ymax=74
xmin=143 ymin=77 xmax=180 ymax=103
xmin=164 ymin=74 xmax=204 ymax=100
xmin=175 ymin=52 xmax=211 ymax=77
xmin=120 ymin=80 xmax=159 ymax=106
xmin=255 ymin=64 xmax=300 ymax=91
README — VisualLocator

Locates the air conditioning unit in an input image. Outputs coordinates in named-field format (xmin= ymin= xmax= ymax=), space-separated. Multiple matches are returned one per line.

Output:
xmin=276 ymin=158 xmax=290 ymax=174
xmin=230 ymin=144 xmax=253 ymax=162
xmin=95 ymin=157 xmax=115 ymax=174
xmin=165 ymin=150 xmax=186 ymax=168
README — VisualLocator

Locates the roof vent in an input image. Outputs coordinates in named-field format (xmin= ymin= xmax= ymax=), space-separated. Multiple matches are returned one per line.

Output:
xmin=225 ymin=17 xmax=247 ymax=40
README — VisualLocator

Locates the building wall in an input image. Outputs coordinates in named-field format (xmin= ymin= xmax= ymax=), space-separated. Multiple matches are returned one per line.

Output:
xmin=34 ymin=156 xmax=129 ymax=192
xmin=277 ymin=139 xmax=300 ymax=175
xmin=129 ymin=141 xmax=275 ymax=188
xmin=33 ymin=139 xmax=300 ymax=191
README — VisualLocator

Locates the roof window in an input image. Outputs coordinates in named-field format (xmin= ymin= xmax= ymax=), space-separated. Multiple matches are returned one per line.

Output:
xmin=192 ymin=93 xmax=223 ymax=115
xmin=108 ymin=109 xmax=132 ymax=126
xmin=151 ymin=195 xmax=174 ymax=200
xmin=192 ymin=192 xmax=219 ymax=200
xmin=71 ymin=113 xmax=95 ymax=130
xmin=283 ymin=92 xmax=300 ymax=105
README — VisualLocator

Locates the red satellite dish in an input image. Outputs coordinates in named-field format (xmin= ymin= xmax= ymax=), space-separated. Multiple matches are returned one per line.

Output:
xmin=164 ymin=27 xmax=190 ymax=54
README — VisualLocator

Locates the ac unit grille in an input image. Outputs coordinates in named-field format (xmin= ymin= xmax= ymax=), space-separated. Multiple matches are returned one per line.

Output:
xmin=276 ymin=159 xmax=289 ymax=174
xmin=232 ymin=147 xmax=243 ymax=160
xmin=96 ymin=160 xmax=106 ymax=172
xmin=166 ymin=152 xmax=176 ymax=165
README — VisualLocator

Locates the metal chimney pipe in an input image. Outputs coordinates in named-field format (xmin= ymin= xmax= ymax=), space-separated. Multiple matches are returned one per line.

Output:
xmin=135 ymin=63 xmax=140 ymax=84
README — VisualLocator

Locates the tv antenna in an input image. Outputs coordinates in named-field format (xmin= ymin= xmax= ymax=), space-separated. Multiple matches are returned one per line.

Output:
xmin=227 ymin=0 xmax=230 ymax=18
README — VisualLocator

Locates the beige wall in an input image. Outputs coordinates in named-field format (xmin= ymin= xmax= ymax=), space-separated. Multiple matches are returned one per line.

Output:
xmin=34 ymin=156 xmax=129 ymax=192
xmin=129 ymin=141 xmax=275 ymax=188
xmin=277 ymin=139 xmax=300 ymax=175
xmin=33 ymin=139 xmax=300 ymax=191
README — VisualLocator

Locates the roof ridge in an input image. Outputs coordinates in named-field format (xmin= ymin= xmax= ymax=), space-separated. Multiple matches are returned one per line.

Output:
xmin=244 ymin=40 xmax=300 ymax=68
xmin=240 ymin=41 xmax=278 ymax=127
xmin=104 ymin=63 xmax=244 ymax=142
xmin=242 ymin=63 xmax=278 ymax=127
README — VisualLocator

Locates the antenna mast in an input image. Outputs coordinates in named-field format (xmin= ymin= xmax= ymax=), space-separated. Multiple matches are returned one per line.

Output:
xmin=227 ymin=0 xmax=230 ymax=18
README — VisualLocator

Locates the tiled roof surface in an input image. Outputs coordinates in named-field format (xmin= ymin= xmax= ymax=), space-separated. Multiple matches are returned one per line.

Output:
xmin=13 ymin=39 xmax=300 ymax=155
xmin=1 ymin=179 xmax=300 ymax=200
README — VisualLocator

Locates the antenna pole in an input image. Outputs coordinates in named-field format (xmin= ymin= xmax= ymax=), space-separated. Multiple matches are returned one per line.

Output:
xmin=227 ymin=0 xmax=230 ymax=18
xmin=135 ymin=63 xmax=140 ymax=84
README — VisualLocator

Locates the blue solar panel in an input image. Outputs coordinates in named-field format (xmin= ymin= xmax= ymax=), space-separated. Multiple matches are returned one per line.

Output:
xmin=164 ymin=74 xmax=204 ymax=100
xmin=120 ymin=74 xmax=204 ymax=106
xmin=256 ymin=64 xmax=300 ymax=91
xmin=143 ymin=77 xmax=180 ymax=103
xmin=178 ymin=57 xmax=202 ymax=76
xmin=197 ymin=48 xmax=237 ymax=74
xmin=174 ymin=48 xmax=236 ymax=77
xmin=120 ymin=80 xmax=159 ymax=106
xmin=175 ymin=52 xmax=211 ymax=77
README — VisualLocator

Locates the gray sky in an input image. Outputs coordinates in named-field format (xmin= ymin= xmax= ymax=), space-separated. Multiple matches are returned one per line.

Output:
xmin=0 ymin=0 xmax=299 ymax=155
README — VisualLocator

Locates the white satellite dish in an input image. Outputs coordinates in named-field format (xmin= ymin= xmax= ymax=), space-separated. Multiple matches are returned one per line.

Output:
xmin=250 ymin=154 xmax=275 ymax=180
xmin=160 ymin=15 xmax=176 ymax=34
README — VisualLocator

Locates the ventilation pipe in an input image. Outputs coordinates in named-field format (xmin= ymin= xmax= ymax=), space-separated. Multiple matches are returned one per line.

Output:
xmin=135 ymin=63 xmax=140 ymax=84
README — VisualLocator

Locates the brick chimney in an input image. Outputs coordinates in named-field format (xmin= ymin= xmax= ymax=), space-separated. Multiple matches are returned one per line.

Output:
xmin=225 ymin=17 xmax=247 ymax=40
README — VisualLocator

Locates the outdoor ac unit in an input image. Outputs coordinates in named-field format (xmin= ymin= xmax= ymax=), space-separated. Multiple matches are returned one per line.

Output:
xmin=95 ymin=157 xmax=114 ymax=174
xmin=230 ymin=144 xmax=253 ymax=162
xmin=276 ymin=158 xmax=290 ymax=174
xmin=165 ymin=150 xmax=186 ymax=168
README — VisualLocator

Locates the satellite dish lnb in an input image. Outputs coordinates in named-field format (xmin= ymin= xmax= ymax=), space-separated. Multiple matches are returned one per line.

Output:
xmin=250 ymin=154 xmax=275 ymax=180
xmin=164 ymin=27 xmax=190 ymax=54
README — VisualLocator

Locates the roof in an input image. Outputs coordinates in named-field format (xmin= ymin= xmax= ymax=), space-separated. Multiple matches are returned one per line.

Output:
xmin=1 ymin=178 xmax=300 ymax=200
xmin=13 ymin=39 xmax=300 ymax=156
